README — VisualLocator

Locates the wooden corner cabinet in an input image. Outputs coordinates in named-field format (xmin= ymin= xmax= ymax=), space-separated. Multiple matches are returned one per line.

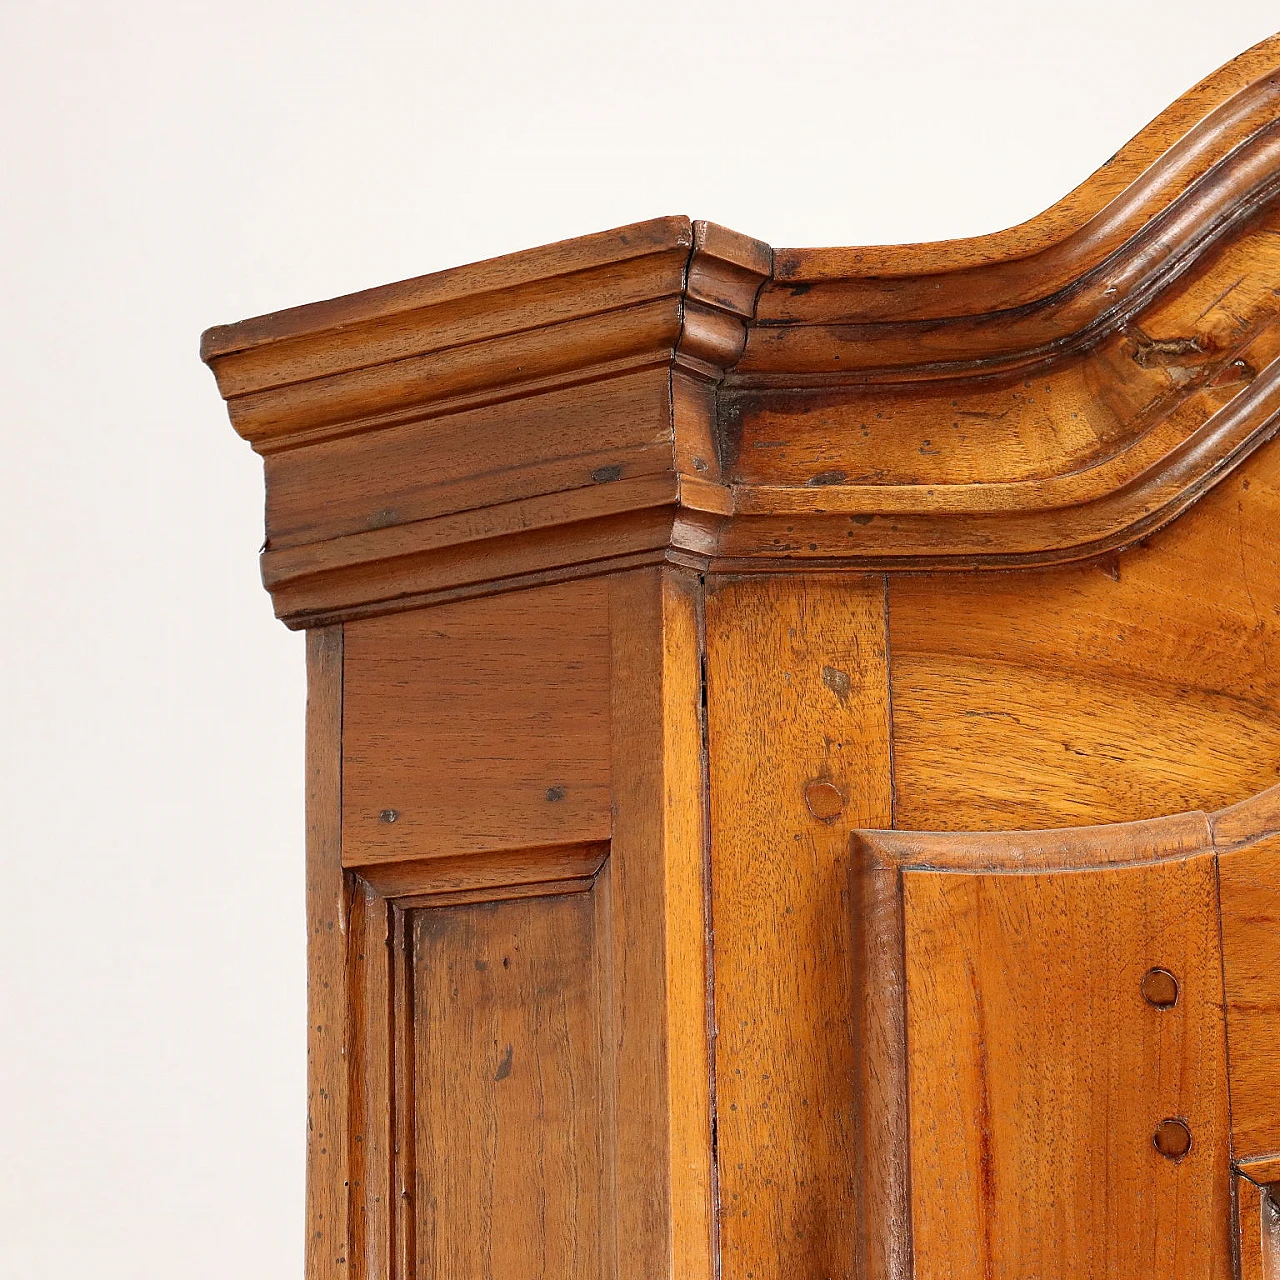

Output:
xmin=204 ymin=35 xmax=1280 ymax=1280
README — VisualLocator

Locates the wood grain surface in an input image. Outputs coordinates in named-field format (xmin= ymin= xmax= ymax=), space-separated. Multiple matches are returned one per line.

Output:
xmin=304 ymin=628 xmax=349 ymax=1280
xmin=852 ymin=809 xmax=1218 ymax=1280
xmin=1239 ymin=1156 xmax=1280 ymax=1187
xmin=903 ymin=852 xmax=1230 ymax=1280
xmin=341 ymin=578 xmax=611 ymax=864
xmin=705 ymin=575 xmax=892 ymax=1280
xmin=1218 ymin=831 xmax=1280 ymax=1160
xmin=263 ymin=369 xmax=678 ymax=549
xmin=889 ymin=434 xmax=1280 ymax=831
xmin=204 ymin=36 xmax=1280 ymax=628
xmin=731 ymin=194 xmax=1280 ymax=454
xmin=606 ymin=567 xmax=715 ymax=1280
xmin=346 ymin=877 xmax=394 ymax=1280
xmin=411 ymin=891 xmax=608 ymax=1279
xmin=211 ymin=34 xmax=1280 ymax=1280
xmin=1235 ymin=1178 xmax=1280 ymax=1280
xmin=760 ymin=34 xmax=1280 ymax=294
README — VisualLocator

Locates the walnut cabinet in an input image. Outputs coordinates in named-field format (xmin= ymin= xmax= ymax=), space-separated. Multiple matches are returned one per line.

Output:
xmin=204 ymin=35 xmax=1280 ymax=1280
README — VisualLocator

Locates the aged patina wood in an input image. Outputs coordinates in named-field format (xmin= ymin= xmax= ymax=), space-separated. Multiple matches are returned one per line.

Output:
xmin=206 ymin=32 xmax=1280 ymax=1280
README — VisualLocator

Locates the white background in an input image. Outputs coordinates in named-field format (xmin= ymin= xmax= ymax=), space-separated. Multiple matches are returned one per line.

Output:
xmin=1 ymin=4 xmax=1275 ymax=1275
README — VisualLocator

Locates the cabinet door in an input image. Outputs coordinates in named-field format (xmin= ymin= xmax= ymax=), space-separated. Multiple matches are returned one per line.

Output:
xmin=852 ymin=814 xmax=1235 ymax=1280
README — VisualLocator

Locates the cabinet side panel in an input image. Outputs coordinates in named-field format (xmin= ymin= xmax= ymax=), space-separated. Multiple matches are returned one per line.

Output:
xmin=1219 ymin=832 xmax=1280 ymax=1159
xmin=342 ymin=578 xmax=611 ymax=864
xmin=306 ymin=626 xmax=349 ymax=1280
xmin=904 ymin=853 xmax=1231 ymax=1279
xmin=889 ymin=436 xmax=1280 ymax=830
xmin=411 ymin=891 xmax=608 ymax=1280
xmin=705 ymin=574 xmax=893 ymax=1280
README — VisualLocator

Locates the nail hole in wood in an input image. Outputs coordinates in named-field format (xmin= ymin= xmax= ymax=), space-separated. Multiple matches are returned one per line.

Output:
xmin=1153 ymin=1118 xmax=1192 ymax=1160
xmin=804 ymin=780 xmax=844 ymax=822
xmin=1141 ymin=967 xmax=1179 ymax=1009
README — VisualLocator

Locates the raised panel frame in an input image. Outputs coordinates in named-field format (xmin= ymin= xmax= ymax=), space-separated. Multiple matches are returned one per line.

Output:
xmin=850 ymin=785 xmax=1280 ymax=1280
xmin=303 ymin=565 xmax=714 ymax=1280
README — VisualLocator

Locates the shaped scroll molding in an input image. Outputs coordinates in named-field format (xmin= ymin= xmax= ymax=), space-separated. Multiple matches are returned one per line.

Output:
xmin=204 ymin=37 xmax=1280 ymax=622
xmin=718 ymin=34 xmax=1280 ymax=567
xmin=849 ymin=779 xmax=1280 ymax=1280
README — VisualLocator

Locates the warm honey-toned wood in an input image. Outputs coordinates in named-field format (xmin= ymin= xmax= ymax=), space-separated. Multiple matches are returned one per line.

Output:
xmin=903 ymin=852 xmax=1229 ymax=1279
xmin=852 ymin=811 xmax=1218 ymax=1280
xmin=355 ymin=842 xmax=608 ymax=902
xmin=411 ymin=891 xmax=608 ymax=1277
xmin=1214 ymin=782 xmax=1280 ymax=849
xmin=606 ymin=567 xmax=715 ymax=1280
xmin=203 ymin=218 xmax=768 ymax=627
xmin=208 ymin=34 xmax=1280 ymax=1280
xmin=763 ymin=36 xmax=1280 ymax=301
xmin=889 ymin=438 xmax=1280 ymax=831
xmin=264 ymin=370 xmax=677 ymax=549
xmin=1241 ymin=1157 xmax=1280 ymax=1189
xmin=346 ymin=878 xmax=394 ymax=1280
xmin=304 ymin=628 xmax=348 ymax=1280
xmin=1236 ymin=1178 xmax=1280 ymax=1280
xmin=705 ymin=575 xmax=892 ymax=1280
xmin=341 ymin=578 xmax=611 ymax=865
xmin=1219 ymin=831 xmax=1280 ymax=1160
xmin=723 ymin=198 xmax=1280 ymax=561
xmin=204 ymin=36 xmax=1280 ymax=629
xmin=296 ymin=570 xmax=719 ymax=1280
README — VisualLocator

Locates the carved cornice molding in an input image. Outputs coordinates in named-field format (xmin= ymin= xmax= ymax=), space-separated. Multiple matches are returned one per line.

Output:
xmin=203 ymin=34 xmax=1280 ymax=625
xmin=202 ymin=216 xmax=771 ymax=452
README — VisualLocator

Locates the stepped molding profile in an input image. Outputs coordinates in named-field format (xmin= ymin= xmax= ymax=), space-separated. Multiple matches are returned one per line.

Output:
xmin=203 ymin=35 xmax=1280 ymax=624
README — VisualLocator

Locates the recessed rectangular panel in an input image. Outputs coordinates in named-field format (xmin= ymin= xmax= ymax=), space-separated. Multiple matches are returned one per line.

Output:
xmin=903 ymin=852 xmax=1230 ymax=1279
xmin=343 ymin=578 xmax=611 ymax=865
xmin=412 ymin=887 xmax=610 ymax=1279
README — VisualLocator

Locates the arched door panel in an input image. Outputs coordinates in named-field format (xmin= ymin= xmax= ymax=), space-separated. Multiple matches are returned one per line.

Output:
xmin=851 ymin=784 xmax=1280 ymax=1279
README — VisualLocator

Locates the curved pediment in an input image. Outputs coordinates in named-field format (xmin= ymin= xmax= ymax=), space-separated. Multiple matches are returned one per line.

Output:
xmin=849 ymin=774 xmax=1280 ymax=1280
xmin=204 ymin=34 xmax=1280 ymax=623
xmin=753 ymin=40 xmax=1280 ymax=340
xmin=719 ymin=32 xmax=1280 ymax=568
